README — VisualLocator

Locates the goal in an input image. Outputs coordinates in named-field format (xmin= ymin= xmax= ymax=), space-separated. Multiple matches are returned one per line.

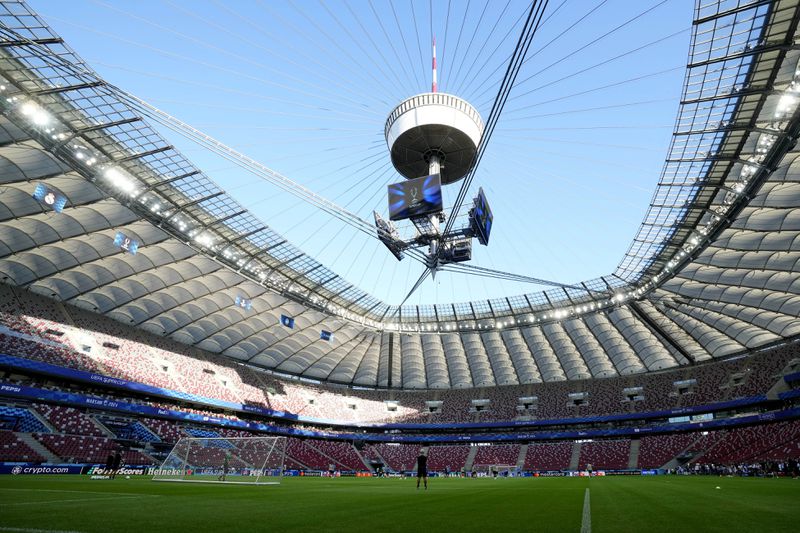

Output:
xmin=152 ymin=436 xmax=287 ymax=485
xmin=472 ymin=464 xmax=520 ymax=477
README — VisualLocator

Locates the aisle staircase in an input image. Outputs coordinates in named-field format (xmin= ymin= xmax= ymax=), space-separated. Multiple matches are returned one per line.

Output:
xmin=464 ymin=446 xmax=479 ymax=471
xmin=517 ymin=444 xmax=528 ymax=469
xmin=28 ymin=409 xmax=56 ymax=433
xmin=628 ymin=439 xmax=640 ymax=469
xmin=306 ymin=441 xmax=350 ymax=470
xmin=353 ymin=444 xmax=373 ymax=472
xmin=16 ymin=432 xmax=61 ymax=463
xmin=569 ymin=442 xmax=581 ymax=470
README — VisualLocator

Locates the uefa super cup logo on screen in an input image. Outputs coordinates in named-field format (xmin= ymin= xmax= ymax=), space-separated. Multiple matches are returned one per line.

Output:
xmin=409 ymin=186 xmax=420 ymax=207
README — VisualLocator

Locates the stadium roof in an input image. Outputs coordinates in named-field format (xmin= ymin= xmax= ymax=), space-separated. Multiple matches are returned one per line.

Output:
xmin=0 ymin=0 xmax=799 ymax=388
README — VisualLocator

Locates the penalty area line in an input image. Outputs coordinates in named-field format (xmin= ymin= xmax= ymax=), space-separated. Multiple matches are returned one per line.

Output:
xmin=581 ymin=488 xmax=591 ymax=533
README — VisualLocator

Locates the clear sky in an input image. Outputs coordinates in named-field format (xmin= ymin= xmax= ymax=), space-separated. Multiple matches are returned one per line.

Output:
xmin=34 ymin=0 xmax=695 ymax=307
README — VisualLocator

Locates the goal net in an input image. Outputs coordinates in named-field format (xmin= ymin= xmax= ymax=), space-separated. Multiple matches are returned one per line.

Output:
xmin=153 ymin=436 xmax=287 ymax=485
xmin=472 ymin=464 xmax=520 ymax=477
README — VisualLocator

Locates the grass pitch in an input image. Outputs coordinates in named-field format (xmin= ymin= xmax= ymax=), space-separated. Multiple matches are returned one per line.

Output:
xmin=0 ymin=475 xmax=798 ymax=532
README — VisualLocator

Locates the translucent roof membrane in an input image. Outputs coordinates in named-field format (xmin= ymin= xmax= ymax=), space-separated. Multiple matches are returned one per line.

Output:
xmin=0 ymin=0 xmax=794 ymax=338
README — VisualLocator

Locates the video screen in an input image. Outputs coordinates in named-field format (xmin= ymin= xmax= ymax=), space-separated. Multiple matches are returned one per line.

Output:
xmin=113 ymin=231 xmax=139 ymax=255
xmin=388 ymin=174 xmax=443 ymax=221
xmin=280 ymin=314 xmax=295 ymax=329
xmin=235 ymin=295 xmax=252 ymax=311
xmin=471 ymin=187 xmax=493 ymax=246
xmin=32 ymin=183 xmax=67 ymax=213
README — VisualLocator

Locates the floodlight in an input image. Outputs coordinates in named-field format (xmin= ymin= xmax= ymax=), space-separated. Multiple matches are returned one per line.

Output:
xmin=19 ymin=101 xmax=51 ymax=126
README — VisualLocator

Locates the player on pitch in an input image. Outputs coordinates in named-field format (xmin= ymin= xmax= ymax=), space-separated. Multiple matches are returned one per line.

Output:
xmin=416 ymin=447 xmax=428 ymax=490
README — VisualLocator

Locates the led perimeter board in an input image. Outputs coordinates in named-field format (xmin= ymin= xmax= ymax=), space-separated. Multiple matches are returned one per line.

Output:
xmin=388 ymin=174 xmax=443 ymax=221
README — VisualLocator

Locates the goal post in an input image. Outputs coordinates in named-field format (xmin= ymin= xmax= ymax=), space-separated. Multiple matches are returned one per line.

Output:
xmin=152 ymin=436 xmax=287 ymax=485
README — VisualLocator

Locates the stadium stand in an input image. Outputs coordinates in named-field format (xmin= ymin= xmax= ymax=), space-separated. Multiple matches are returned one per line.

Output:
xmin=33 ymin=404 xmax=105 ymax=437
xmin=368 ymin=443 xmax=421 ymax=472
xmin=34 ymin=434 xmax=151 ymax=464
xmin=0 ymin=382 xmax=798 ymax=472
xmin=95 ymin=416 xmax=162 ymax=442
xmin=637 ymin=434 xmax=697 ymax=469
xmin=427 ymin=445 xmax=471 ymax=472
xmin=0 ymin=405 xmax=50 ymax=433
xmin=286 ymin=439 xmax=337 ymax=471
xmin=524 ymin=442 xmax=573 ymax=471
xmin=1 ymin=289 xmax=800 ymax=475
xmin=3 ymin=286 xmax=799 ymax=427
xmin=472 ymin=444 xmax=521 ymax=467
xmin=578 ymin=440 xmax=631 ymax=470
xmin=0 ymin=430 xmax=44 ymax=462
xmin=141 ymin=417 xmax=184 ymax=443
xmin=695 ymin=421 xmax=800 ymax=465
xmin=308 ymin=440 xmax=365 ymax=471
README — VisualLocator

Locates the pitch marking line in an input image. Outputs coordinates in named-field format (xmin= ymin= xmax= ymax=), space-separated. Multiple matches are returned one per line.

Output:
xmin=580 ymin=488 xmax=591 ymax=533
xmin=0 ymin=488 xmax=148 ymax=496
xmin=0 ymin=495 xmax=155 ymax=507
xmin=0 ymin=528 xmax=85 ymax=533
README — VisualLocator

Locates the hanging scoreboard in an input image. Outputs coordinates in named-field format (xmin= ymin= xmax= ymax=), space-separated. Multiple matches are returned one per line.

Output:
xmin=388 ymin=174 xmax=443 ymax=221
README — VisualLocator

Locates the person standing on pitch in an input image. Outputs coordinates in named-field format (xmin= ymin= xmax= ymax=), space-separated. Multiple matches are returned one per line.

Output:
xmin=111 ymin=450 xmax=122 ymax=479
xmin=416 ymin=448 xmax=428 ymax=490
xmin=219 ymin=451 xmax=231 ymax=482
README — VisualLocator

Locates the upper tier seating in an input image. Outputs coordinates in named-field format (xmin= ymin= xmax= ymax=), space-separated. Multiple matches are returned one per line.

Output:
xmin=1 ymin=285 xmax=797 ymax=425
xmin=34 ymin=404 xmax=104 ymax=437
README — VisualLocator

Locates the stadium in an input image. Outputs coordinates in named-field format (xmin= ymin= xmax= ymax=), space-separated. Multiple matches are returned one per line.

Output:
xmin=0 ymin=0 xmax=799 ymax=531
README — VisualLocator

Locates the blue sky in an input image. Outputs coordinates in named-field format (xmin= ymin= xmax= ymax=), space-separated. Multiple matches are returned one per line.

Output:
xmin=35 ymin=0 xmax=694 ymax=307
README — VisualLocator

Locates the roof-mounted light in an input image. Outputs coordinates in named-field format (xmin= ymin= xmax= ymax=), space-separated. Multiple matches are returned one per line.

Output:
xmin=194 ymin=232 xmax=214 ymax=248
xmin=775 ymin=93 xmax=799 ymax=118
xmin=103 ymin=166 xmax=137 ymax=195
xmin=19 ymin=101 xmax=51 ymax=126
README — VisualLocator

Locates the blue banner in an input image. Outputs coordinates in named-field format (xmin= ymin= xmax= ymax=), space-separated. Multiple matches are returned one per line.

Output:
xmin=0 ymin=464 xmax=85 ymax=475
xmin=783 ymin=371 xmax=800 ymax=385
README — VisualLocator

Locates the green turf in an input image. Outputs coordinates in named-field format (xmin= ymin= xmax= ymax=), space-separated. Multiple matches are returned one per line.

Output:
xmin=0 ymin=475 xmax=797 ymax=532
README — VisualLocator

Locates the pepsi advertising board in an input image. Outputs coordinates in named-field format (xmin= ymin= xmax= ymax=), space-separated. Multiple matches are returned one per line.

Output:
xmin=388 ymin=174 xmax=443 ymax=221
